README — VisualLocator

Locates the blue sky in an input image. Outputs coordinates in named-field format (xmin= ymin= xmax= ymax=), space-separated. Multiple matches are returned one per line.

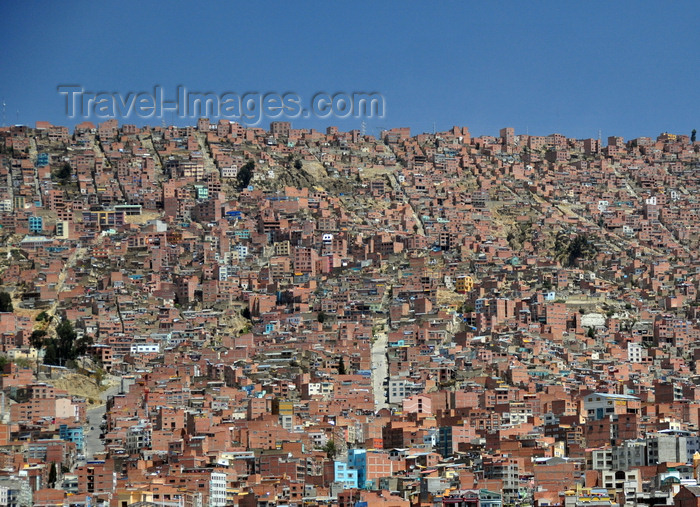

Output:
xmin=1 ymin=1 xmax=698 ymax=140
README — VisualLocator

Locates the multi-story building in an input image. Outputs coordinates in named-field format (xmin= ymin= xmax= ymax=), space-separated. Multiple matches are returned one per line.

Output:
xmin=483 ymin=456 xmax=519 ymax=505
xmin=582 ymin=393 xmax=640 ymax=421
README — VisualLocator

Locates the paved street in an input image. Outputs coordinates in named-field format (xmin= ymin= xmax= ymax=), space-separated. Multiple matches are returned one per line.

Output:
xmin=372 ymin=330 xmax=389 ymax=412
xmin=83 ymin=377 xmax=123 ymax=460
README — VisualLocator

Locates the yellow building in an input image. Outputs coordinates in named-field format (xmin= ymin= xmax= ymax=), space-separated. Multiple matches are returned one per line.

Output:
xmin=455 ymin=275 xmax=474 ymax=293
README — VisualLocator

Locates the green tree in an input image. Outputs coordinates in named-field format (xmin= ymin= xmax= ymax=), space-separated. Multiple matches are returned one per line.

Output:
xmin=236 ymin=160 xmax=255 ymax=190
xmin=317 ymin=311 xmax=326 ymax=324
xmin=56 ymin=318 xmax=77 ymax=362
xmin=554 ymin=233 xmax=596 ymax=268
xmin=48 ymin=462 xmax=57 ymax=488
xmin=30 ymin=330 xmax=47 ymax=349
xmin=14 ymin=357 xmax=31 ymax=368
xmin=294 ymin=159 xmax=303 ymax=170
xmin=36 ymin=311 xmax=49 ymax=322
xmin=43 ymin=317 xmax=91 ymax=366
xmin=56 ymin=162 xmax=71 ymax=182
xmin=241 ymin=306 xmax=251 ymax=320
xmin=337 ymin=356 xmax=346 ymax=375
xmin=74 ymin=334 xmax=93 ymax=358
xmin=43 ymin=340 xmax=58 ymax=366
xmin=0 ymin=292 xmax=13 ymax=313
xmin=567 ymin=234 xmax=588 ymax=266
xmin=322 ymin=439 xmax=338 ymax=460
xmin=692 ymin=129 xmax=697 ymax=143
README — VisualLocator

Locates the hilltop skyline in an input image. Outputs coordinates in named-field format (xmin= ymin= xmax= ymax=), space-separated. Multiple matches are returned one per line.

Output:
xmin=23 ymin=117 xmax=700 ymax=148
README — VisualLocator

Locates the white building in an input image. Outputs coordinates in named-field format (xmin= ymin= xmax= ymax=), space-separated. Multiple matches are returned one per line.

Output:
xmin=130 ymin=343 xmax=160 ymax=355
xmin=221 ymin=165 xmax=238 ymax=179
xmin=627 ymin=342 xmax=644 ymax=363
xmin=307 ymin=382 xmax=334 ymax=399
xmin=388 ymin=377 xmax=424 ymax=404
xmin=210 ymin=471 xmax=227 ymax=507
xmin=582 ymin=392 xmax=640 ymax=421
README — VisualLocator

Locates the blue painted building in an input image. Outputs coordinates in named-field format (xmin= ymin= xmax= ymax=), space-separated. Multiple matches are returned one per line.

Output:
xmin=59 ymin=424 xmax=84 ymax=452
xmin=334 ymin=461 xmax=358 ymax=489
xmin=28 ymin=216 xmax=43 ymax=233
xmin=347 ymin=449 xmax=369 ymax=489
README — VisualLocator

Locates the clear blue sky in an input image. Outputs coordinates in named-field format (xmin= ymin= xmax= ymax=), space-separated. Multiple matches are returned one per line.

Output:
xmin=1 ymin=1 xmax=698 ymax=140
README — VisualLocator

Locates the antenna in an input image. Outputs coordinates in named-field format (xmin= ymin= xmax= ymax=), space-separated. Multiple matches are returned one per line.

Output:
xmin=1 ymin=99 xmax=5 ymax=127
